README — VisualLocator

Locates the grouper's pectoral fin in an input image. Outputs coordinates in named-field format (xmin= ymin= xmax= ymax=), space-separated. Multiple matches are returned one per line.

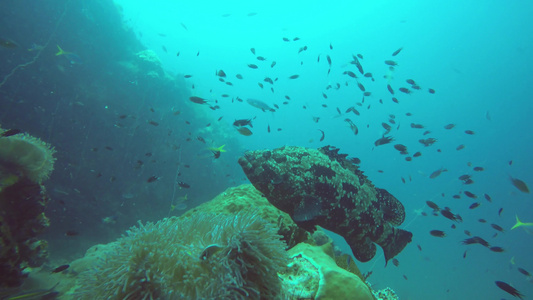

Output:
xmin=378 ymin=227 xmax=413 ymax=264
xmin=348 ymin=237 xmax=377 ymax=262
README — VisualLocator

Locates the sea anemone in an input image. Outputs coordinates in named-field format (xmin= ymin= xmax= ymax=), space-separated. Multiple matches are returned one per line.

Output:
xmin=74 ymin=212 xmax=288 ymax=299
xmin=0 ymin=130 xmax=56 ymax=184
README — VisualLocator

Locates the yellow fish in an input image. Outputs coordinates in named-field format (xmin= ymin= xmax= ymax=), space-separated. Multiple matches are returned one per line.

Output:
xmin=511 ymin=215 xmax=533 ymax=230
xmin=170 ymin=194 xmax=188 ymax=212
xmin=55 ymin=45 xmax=82 ymax=64
xmin=208 ymin=145 xmax=226 ymax=153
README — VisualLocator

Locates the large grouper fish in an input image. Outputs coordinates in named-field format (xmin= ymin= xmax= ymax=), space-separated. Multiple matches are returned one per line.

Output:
xmin=238 ymin=145 xmax=412 ymax=263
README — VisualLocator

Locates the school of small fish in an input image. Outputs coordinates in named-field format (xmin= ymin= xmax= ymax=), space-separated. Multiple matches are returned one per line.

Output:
xmin=153 ymin=32 xmax=532 ymax=298
xmin=13 ymin=21 xmax=527 ymax=299
xmin=163 ymin=36 xmax=533 ymax=298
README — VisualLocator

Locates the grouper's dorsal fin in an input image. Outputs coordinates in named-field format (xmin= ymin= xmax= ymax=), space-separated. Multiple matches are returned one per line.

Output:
xmin=318 ymin=145 xmax=372 ymax=187
xmin=376 ymin=188 xmax=406 ymax=226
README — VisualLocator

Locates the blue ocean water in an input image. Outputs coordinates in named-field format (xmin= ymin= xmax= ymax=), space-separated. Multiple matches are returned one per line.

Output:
xmin=1 ymin=0 xmax=532 ymax=299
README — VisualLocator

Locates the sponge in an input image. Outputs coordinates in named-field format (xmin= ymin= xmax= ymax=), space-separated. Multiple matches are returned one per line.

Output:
xmin=281 ymin=243 xmax=373 ymax=300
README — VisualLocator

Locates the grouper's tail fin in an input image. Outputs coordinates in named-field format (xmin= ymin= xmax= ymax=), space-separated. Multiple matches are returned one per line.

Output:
xmin=381 ymin=228 xmax=413 ymax=265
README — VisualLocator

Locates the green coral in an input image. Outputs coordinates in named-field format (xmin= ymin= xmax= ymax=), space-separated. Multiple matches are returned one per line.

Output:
xmin=73 ymin=212 xmax=288 ymax=299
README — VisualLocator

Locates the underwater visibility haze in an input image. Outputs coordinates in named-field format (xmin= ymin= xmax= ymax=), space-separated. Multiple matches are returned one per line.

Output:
xmin=0 ymin=0 xmax=532 ymax=299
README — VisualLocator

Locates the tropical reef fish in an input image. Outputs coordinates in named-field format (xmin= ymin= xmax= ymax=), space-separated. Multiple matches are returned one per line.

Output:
xmin=147 ymin=175 xmax=159 ymax=183
xmin=511 ymin=215 xmax=533 ymax=230
xmin=491 ymin=223 xmax=504 ymax=232
xmin=55 ymin=45 xmax=82 ymax=64
xmin=461 ymin=236 xmax=490 ymax=247
xmin=189 ymin=96 xmax=209 ymax=104
xmin=429 ymin=168 xmax=447 ymax=179
xmin=233 ymin=118 xmax=253 ymax=128
xmin=344 ymin=119 xmax=358 ymax=135
xmin=246 ymin=98 xmax=276 ymax=112
xmin=318 ymin=129 xmax=325 ymax=141
xmin=374 ymin=136 xmax=394 ymax=146
xmin=51 ymin=264 xmax=69 ymax=273
xmin=177 ymin=181 xmax=190 ymax=189
xmin=430 ymin=230 xmax=446 ymax=237
xmin=495 ymin=281 xmax=524 ymax=299
xmin=517 ymin=267 xmax=531 ymax=278
xmin=208 ymin=145 xmax=226 ymax=159
xmin=238 ymin=145 xmax=412 ymax=263
xmin=510 ymin=176 xmax=529 ymax=193
xmin=392 ymin=47 xmax=403 ymax=56
xmin=489 ymin=246 xmax=505 ymax=252
xmin=235 ymin=126 xmax=253 ymax=136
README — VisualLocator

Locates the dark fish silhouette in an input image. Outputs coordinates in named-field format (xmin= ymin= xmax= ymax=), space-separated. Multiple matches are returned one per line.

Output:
xmin=375 ymin=136 xmax=394 ymax=146
xmin=517 ymin=267 xmax=531 ymax=277
xmin=238 ymin=145 xmax=412 ymax=264
xmin=177 ymin=181 xmax=190 ymax=189
xmin=430 ymin=230 xmax=446 ymax=237
xmin=392 ymin=47 xmax=403 ymax=56
xmin=510 ymin=176 xmax=529 ymax=193
xmin=0 ymin=129 xmax=22 ymax=137
xmin=462 ymin=236 xmax=490 ymax=248
xmin=189 ymin=96 xmax=208 ymax=104
xmin=495 ymin=281 xmax=524 ymax=299
xmin=51 ymin=264 xmax=69 ymax=273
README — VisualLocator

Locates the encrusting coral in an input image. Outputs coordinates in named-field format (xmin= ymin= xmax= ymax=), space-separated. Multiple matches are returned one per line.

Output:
xmin=72 ymin=212 xmax=288 ymax=299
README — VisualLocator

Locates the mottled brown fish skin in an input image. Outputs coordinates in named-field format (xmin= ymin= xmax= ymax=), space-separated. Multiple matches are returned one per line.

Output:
xmin=238 ymin=145 xmax=412 ymax=263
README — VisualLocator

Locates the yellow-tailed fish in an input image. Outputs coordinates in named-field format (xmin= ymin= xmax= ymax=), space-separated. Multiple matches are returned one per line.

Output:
xmin=208 ymin=145 xmax=226 ymax=153
xmin=511 ymin=215 xmax=533 ymax=230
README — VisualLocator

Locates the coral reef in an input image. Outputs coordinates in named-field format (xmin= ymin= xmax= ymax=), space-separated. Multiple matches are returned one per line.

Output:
xmin=72 ymin=212 xmax=288 ymax=299
xmin=0 ymin=128 xmax=55 ymax=288
xmin=238 ymin=145 xmax=412 ymax=263
xmin=134 ymin=49 xmax=164 ymax=79
xmin=280 ymin=243 xmax=373 ymax=300
xmin=181 ymin=184 xmax=311 ymax=249
xmin=52 ymin=184 xmax=391 ymax=299
xmin=369 ymin=285 xmax=399 ymax=300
